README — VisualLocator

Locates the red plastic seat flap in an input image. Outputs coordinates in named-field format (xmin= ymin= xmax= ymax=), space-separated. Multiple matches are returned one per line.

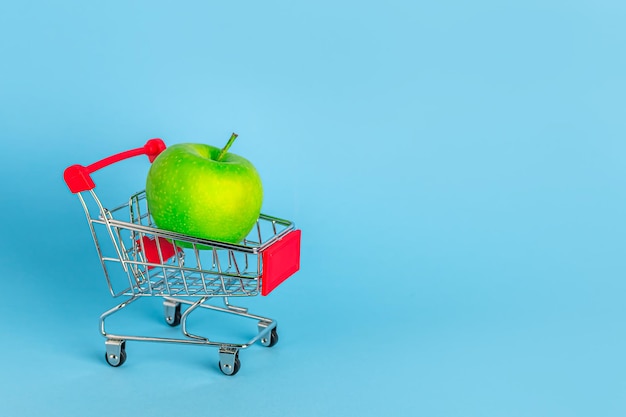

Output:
xmin=137 ymin=236 xmax=180 ymax=269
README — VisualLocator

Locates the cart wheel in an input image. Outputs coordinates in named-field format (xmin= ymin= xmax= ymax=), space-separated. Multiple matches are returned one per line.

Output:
xmin=219 ymin=356 xmax=241 ymax=376
xmin=218 ymin=349 xmax=241 ymax=376
xmin=104 ymin=340 xmax=127 ymax=367
xmin=261 ymin=327 xmax=279 ymax=348
xmin=164 ymin=301 xmax=182 ymax=327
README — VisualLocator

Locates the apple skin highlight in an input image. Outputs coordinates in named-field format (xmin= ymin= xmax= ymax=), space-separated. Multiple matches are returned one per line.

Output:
xmin=145 ymin=143 xmax=263 ymax=245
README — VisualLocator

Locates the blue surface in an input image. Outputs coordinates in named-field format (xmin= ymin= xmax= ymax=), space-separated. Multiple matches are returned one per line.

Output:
xmin=2 ymin=1 xmax=626 ymax=415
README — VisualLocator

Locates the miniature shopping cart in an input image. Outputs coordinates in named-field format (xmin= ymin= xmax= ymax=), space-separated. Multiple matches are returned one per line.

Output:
xmin=63 ymin=138 xmax=301 ymax=376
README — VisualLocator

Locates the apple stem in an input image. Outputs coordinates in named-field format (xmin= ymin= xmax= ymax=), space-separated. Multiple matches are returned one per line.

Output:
xmin=217 ymin=132 xmax=238 ymax=161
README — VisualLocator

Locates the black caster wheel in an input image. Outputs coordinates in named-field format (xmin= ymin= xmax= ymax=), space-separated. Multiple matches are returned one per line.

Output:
xmin=262 ymin=327 xmax=279 ymax=348
xmin=105 ymin=340 xmax=127 ymax=367
xmin=164 ymin=301 xmax=182 ymax=327
xmin=219 ymin=351 xmax=241 ymax=376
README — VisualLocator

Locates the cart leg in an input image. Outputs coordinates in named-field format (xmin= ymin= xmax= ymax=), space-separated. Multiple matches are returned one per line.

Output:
xmin=222 ymin=296 xmax=247 ymax=314
xmin=218 ymin=346 xmax=241 ymax=376
xmin=181 ymin=296 xmax=211 ymax=341
xmin=100 ymin=295 xmax=139 ymax=337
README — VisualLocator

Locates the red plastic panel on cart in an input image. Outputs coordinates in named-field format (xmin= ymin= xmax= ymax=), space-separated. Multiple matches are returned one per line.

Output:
xmin=137 ymin=236 xmax=180 ymax=269
xmin=261 ymin=229 xmax=301 ymax=296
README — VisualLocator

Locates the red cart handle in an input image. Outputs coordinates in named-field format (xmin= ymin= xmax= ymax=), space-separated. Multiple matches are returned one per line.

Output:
xmin=64 ymin=138 xmax=166 ymax=193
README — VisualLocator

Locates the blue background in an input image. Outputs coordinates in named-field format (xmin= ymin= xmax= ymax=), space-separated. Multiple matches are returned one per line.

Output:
xmin=1 ymin=1 xmax=625 ymax=416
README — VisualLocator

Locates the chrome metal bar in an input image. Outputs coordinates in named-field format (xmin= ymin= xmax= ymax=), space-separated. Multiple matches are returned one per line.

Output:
xmin=100 ymin=295 xmax=140 ymax=337
xmin=181 ymin=296 xmax=211 ymax=341
xmin=167 ymin=296 xmax=276 ymax=349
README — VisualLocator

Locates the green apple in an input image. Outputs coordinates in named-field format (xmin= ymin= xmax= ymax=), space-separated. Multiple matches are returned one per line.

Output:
xmin=145 ymin=134 xmax=263 ymax=246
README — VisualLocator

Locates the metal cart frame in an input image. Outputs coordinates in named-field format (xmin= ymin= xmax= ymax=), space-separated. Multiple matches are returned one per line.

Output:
xmin=64 ymin=138 xmax=301 ymax=375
